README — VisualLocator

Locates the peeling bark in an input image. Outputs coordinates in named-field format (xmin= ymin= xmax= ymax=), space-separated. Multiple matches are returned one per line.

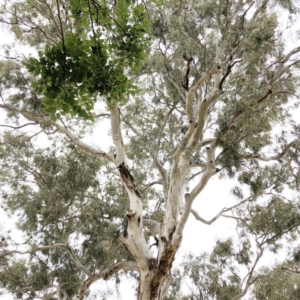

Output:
xmin=118 ymin=162 xmax=141 ymax=198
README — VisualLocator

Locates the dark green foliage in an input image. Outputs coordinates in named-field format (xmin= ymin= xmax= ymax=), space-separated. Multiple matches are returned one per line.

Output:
xmin=24 ymin=0 xmax=150 ymax=120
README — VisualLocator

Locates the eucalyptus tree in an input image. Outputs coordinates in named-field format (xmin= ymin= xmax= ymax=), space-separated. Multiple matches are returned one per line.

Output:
xmin=1 ymin=0 xmax=300 ymax=300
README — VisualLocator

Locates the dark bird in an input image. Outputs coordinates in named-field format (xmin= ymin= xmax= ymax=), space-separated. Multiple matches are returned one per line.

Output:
xmin=118 ymin=162 xmax=141 ymax=198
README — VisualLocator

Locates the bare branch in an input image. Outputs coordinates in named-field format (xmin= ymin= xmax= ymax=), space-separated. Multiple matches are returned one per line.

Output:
xmin=187 ymin=145 xmax=218 ymax=203
xmin=142 ymin=181 xmax=162 ymax=190
xmin=159 ymin=41 xmax=186 ymax=102
xmin=73 ymin=261 xmax=138 ymax=300
xmin=191 ymin=208 xmax=225 ymax=225
xmin=171 ymin=142 xmax=222 ymax=248
xmin=110 ymin=105 xmax=126 ymax=165
xmin=37 ymin=0 xmax=62 ymax=39
xmin=155 ymin=100 xmax=178 ymax=158
xmin=0 ymin=104 xmax=113 ymax=161
xmin=0 ymin=122 xmax=38 ymax=130
xmin=111 ymin=107 xmax=152 ymax=274
xmin=171 ymin=193 xmax=193 ymax=249
xmin=182 ymin=54 xmax=193 ymax=91
xmin=273 ymin=45 xmax=300 ymax=80
xmin=191 ymin=197 xmax=251 ymax=225
xmin=240 ymin=139 xmax=300 ymax=161
xmin=186 ymin=72 xmax=222 ymax=152
xmin=233 ymin=243 xmax=264 ymax=300
xmin=144 ymin=219 xmax=161 ymax=236
xmin=93 ymin=113 xmax=110 ymax=118
xmin=188 ymin=64 xmax=221 ymax=97
xmin=0 ymin=243 xmax=67 ymax=256
xmin=221 ymin=214 xmax=245 ymax=222
xmin=190 ymin=194 xmax=253 ymax=226
xmin=65 ymin=245 xmax=93 ymax=277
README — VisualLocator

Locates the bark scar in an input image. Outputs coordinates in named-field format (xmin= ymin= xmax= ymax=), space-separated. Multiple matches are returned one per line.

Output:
xmin=182 ymin=53 xmax=193 ymax=90
xmin=168 ymin=226 xmax=176 ymax=241
xmin=148 ymin=258 xmax=157 ymax=270
xmin=118 ymin=162 xmax=141 ymax=197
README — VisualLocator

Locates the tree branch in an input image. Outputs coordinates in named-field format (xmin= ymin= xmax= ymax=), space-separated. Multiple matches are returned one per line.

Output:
xmin=65 ymin=245 xmax=93 ymax=277
xmin=191 ymin=208 xmax=224 ymax=225
xmin=1 ymin=243 xmax=92 ymax=277
xmin=73 ymin=261 xmax=138 ymax=300
xmin=172 ymin=65 xmax=222 ymax=165
xmin=233 ymin=243 xmax=264 ymax=300
xmin=188 ymin=145 xmax=218 ymax=202
xmin=0 ymin=243 xmax=67 ymax=256
xmin=240 ymin=139 xmax=300 ymax=161
xmin=273 ymin=45 xmax=300 ymax=80
xmin=0 ymin=122 xmax=38 ymax=130
xmin=187 ymin=64 xmax=221 ymax=97
xmin=159 ymin=41 xmax=186 ymax=102
xmin=143 ymin=219 xmax=161 ymax=236
xmin=121 ymin=113 xmax=168 ymax=188
xmin=0 ymin=104 xmax=113 ymax=162
xmin=110 ymin=105 xmax=152 ymax=274
xmin=191 ymin=195 xmax=253 ymax=225
xmin=110 ymin=105 xmax=126 ymax=166
xmin=186 ymin=71 xmax=222 ymax=152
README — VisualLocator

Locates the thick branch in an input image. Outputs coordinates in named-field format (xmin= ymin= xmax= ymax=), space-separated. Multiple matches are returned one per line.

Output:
xmin=172 ymin=165 xmax=216 ymax=247
xmin=65 ymin=245 xmax=93 ymax=277
xmin=188 ymin=145 xmax=218 ymax=202
xmin=0 ymin=104 xmax=113 ymax=161
xmin=191 ymin=195 xmax=253 ymax=224
xmin=172 ymin=66 xmax=222 ymax=165
xmin=143 ymin=219 xmax=161 ymax=236
xmin=182 ymin=54 xmax=193 ymax=91
xmin=186 ymin=72 xmax=222 ymax=152
xmin=273 ymin=45 xmax=300 ymax=80
xmin=187 ymin=64 xmax=221 ymax=97
xmin=171 ymin=193 xmax=193 ymax=249
xmin=110 ymin=105 xmax=126 ymax=165
xmin=73 ymin=261 xmax=138 ymax=300
xmin=110 ymin=106 xmax=151 ymax=274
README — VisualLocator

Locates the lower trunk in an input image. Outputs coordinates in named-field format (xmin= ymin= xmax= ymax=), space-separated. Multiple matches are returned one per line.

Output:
xmin=139 ymin=269 xmax=172 ymax=300
xmin=138 ymin=245 xmax=177 ymax=300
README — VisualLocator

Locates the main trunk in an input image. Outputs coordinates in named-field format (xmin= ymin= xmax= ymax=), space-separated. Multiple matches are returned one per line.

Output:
xmin=138 ymin=164 xmax=190 ymax=299
xmin=138 ymin=253 xmax=175 ymax=300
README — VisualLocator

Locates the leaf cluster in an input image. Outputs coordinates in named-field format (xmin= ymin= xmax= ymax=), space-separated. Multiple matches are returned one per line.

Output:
xmin=24 ymin=0 xmax=151 ymax=120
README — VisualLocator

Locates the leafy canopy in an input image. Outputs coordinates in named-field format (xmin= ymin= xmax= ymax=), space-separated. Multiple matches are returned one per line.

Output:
xmin=26 ymin=0 xmax=150 ymax=120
